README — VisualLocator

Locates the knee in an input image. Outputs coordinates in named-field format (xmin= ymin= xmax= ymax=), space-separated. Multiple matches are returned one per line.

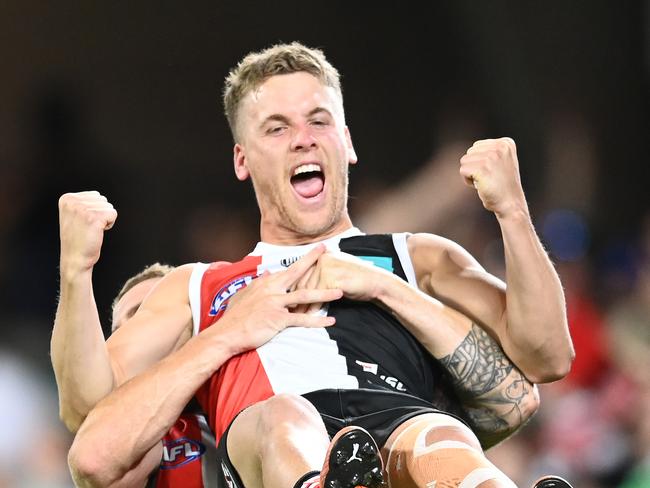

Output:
xmin=257 ymin=394 xmax=323 ymax=437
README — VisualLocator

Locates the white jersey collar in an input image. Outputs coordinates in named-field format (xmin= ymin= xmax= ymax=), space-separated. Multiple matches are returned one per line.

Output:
xmin=249 ymin=227 xmax=364 ymax=256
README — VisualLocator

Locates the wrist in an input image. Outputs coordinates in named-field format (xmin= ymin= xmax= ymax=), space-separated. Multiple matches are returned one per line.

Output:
xmin=59 ymin=261 xmax=94 ymax=286
xmin=373 ymin=272 xmax=404 ymax=307
xmin=199 ymin=323 xmax=242 ymax=358
xmin=494 ymin=202 xmax=530 ymax=222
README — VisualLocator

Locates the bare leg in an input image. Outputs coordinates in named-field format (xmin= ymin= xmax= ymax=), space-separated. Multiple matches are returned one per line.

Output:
xmin=382 ymin=413 xmax=518 ymax=488
xmin=227 ymin=394 xmax=330 ymax=488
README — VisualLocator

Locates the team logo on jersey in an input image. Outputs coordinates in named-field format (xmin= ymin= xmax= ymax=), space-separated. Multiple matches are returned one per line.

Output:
xmin=160 ymin=437 xmax=205 ymax=469
xmin=209 ymin=275 xmax=255 ymax=315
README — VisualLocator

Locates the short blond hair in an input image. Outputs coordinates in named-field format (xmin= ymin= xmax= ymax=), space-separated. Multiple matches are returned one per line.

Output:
xmin=111 ymin=262 xmax=174 ymax=317
xmin=223 ymin=41 xmax=343 ymax=142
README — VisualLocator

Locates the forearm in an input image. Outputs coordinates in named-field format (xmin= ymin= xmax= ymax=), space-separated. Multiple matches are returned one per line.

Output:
xmin=69 ymin=331 xmax=232 ymax=488
xmin=439 ymin=323 xmax=539 ymax=448
xmin=376 ymin=277 xmax=538 ymax=446
xmin=52 ymin=270 xmax=115 ymax=432
xmin=497 ymin=208 xmax=574 ymax=382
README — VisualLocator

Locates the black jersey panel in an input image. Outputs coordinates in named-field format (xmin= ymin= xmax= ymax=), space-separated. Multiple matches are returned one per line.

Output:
xmin=326 ymin=234 xmax=465 ymax=418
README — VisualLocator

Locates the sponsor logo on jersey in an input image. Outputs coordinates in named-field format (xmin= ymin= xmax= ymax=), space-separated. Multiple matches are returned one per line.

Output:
xmin=380 ymin=374 xmax=407 ymax=392
xmin=209 ymin=275 xmax=255 ymax=315
xmin=355 ymin=360 xmax=379 ymax=375
xmin=280 ymin=256 xmax=300 ymax=267
xmin=355 ymin=359 xmax=407 ymax=392
xmin=160 ymin=438 xmax=205 ymax=469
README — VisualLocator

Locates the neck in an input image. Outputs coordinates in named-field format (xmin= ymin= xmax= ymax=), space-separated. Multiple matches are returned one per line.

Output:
xmin=259 ymin=215 xmax=355 ymax=245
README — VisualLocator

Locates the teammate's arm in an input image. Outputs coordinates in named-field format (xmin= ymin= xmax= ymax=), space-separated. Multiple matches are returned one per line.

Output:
xmin=52 ymin=192 xmax=119 ymax=432
xmin=68 ymin=247 xmax=342 ymax=487
xmin=69 ymin=323 xmax=235 ymax=488
xmin=105 ymin=264 xmax=195 ymax=388
xmin=409 ymin=138 xmax=574 ymax=384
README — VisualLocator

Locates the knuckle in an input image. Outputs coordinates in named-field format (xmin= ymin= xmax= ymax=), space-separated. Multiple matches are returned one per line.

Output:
xmin=496 ymin=141 xmax=508 ymax=155
xmin=502 ymin=137 xmax=515 ymax=148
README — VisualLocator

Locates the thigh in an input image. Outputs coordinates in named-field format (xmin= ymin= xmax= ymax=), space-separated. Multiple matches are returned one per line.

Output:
xmin=382 ymin=413 xmax=516 ymax=488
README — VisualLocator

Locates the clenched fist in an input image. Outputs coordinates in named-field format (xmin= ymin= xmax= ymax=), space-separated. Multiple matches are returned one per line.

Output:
xmin=58 ymin=191 xmax=117 ymax=278
xmin=459 ymin=138 xmax=528 ymax=218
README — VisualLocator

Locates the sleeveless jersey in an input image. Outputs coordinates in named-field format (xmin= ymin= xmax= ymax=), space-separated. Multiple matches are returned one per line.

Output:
xmin=189 ymin=229 xmax=462 ymax=442
xmin=146 ymin=413 xmax=219 ymax=488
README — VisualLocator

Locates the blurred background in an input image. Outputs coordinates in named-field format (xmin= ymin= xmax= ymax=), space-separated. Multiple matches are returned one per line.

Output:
xmin=0 ymin=1 xmax=648 ymax=487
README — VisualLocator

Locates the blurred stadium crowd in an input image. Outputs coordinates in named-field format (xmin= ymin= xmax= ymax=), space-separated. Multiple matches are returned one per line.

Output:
xmin=0 ymin=2 xmax=647 ymax=487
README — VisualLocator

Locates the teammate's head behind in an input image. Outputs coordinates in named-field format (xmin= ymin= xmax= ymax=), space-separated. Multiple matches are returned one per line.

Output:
xmin=223 ymin=41 xmax=343 ymax=143
xmin=111 ymin=263 xmax=174 ymax=333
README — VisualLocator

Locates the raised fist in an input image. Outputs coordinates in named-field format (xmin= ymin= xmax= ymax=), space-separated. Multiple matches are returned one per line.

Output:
xmin=58 ymin=191 xmax=117 ymax=277
xmin=459 ymin=138 xmax=528 ymax=218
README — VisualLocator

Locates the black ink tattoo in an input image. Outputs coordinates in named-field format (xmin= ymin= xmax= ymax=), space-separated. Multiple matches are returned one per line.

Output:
xmin=440 ymin=323 xmax=513 ymax=396
xmin=440 ymin=323 xmax=534 ymax=446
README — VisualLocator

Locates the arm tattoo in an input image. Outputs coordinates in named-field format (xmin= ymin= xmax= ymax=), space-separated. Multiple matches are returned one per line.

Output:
xmin=440 ymin=323 xmax=533 ymax=444
xmin=440 ymin=323 xmax=512 ymax=395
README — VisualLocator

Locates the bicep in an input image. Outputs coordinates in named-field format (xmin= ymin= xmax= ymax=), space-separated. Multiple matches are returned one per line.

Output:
xmin=408 ymin=233 xmax=507 ymax=339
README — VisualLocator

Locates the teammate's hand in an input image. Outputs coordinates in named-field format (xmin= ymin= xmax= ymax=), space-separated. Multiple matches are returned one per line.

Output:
xmin=459 ymin=138 xmax=529 ymax=218
xmin=293 ymin=251 xmax=393 ymax=313
xmin=58 ymin=191 xmax=117 ymax=279
xmin=215 ymin=244 xmax=344 ymax=354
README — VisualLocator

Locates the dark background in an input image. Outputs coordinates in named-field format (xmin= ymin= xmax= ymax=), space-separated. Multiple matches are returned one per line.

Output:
xmin=0 ymin=2 xmax=648 ymax=486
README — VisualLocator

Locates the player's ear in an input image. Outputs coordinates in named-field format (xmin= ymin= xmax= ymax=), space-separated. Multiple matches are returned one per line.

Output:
xmin=233 ymin=144 xmax=250 ymax=181
xmin=345 ymin=127 xmax=358 ymax=165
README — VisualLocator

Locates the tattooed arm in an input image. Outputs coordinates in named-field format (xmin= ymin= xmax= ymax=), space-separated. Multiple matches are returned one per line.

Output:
xmin=440 ymin=324 xmax=538 ymax=448
xmin=371 ymin=268 xmax=539 ymax=448
xmin=291 ymin=251 xmax=539 ymax=446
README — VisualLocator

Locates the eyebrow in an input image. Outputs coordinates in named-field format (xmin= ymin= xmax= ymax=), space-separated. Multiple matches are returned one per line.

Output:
xmin=306 ymin=107 xmax=332 ymax=118
xmin=259 ymin=107 xmax=333 ymax=130
xmin=259 ymin=114 xmax=290 ymax=130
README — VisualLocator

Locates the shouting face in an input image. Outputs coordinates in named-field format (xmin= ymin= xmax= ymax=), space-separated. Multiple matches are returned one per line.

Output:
xmin=233 ymin=72 xmax=357 ymax=244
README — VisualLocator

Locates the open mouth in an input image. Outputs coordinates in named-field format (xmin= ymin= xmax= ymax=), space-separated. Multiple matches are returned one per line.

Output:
xmin=290 ymin=163 xmax=325 ymax=199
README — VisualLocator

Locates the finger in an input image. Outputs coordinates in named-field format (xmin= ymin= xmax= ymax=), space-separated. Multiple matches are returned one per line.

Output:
xmin=307 ymin=302 xmax=324 ymax=314
xmin=459 ymin=161 xmax=483 ymax=188
xmin=465 ymin=145 xmax=493 ymax=156
xmin=471 ymin=139 xmax=497 ymax=147
xmin=305 ymin=267 xmax=324 ymax=314
xmin=279 ymin=244 xmax=326 ymax=286
xmin=84 ymin=207 xmax=118 ymax=230
xmin=293 ymin=264 xmax=315 ymax=291
xmin=287 ymin=313 xmax=336 ymax=328
xmin=305 ymin=261 xmax=321 ymax=289
xmin=283 ymin=288 xmax=343 ymax=308
xmin=104 ymin=209 xmax=118 ymax=230
xmin=289 ymin=267 xmax=315 ymax=313
xmin=80 ymin=193 xmax=108 ymax=203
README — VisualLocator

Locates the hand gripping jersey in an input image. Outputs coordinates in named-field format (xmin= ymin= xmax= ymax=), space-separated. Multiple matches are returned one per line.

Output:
xmin=146 ymin=412 xmax=219 ymax=488
xmin=190 ymin=229 xmax=463 ymax=443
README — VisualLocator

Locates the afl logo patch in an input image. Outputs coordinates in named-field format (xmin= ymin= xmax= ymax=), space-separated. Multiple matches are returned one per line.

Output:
xmin=160 ymin=438 xmax=205 ymax=469
xmin=209 ymin=275 xmax=255 ymax=315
